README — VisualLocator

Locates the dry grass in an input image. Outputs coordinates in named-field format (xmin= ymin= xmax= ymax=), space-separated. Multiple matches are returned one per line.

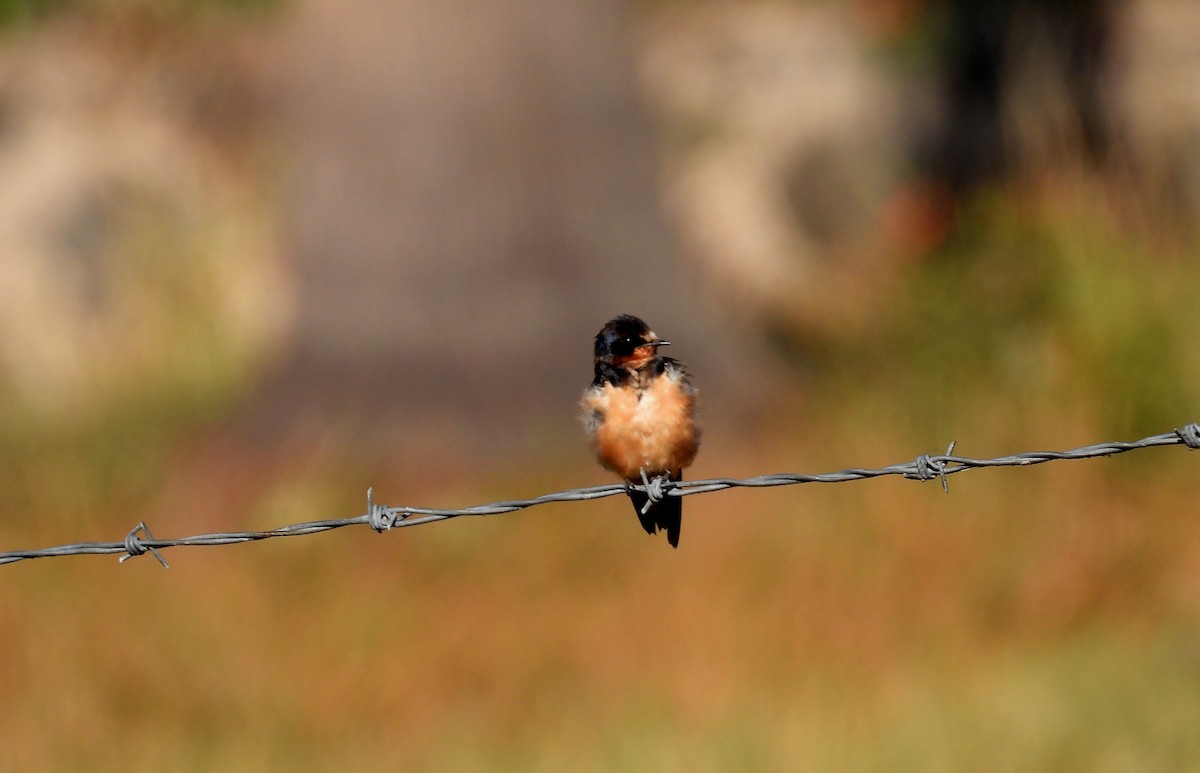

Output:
xmin=3 ymin=397 xmax=1200 ymax=770
xmin=5 ymin=193 xmax=1200 ymax=769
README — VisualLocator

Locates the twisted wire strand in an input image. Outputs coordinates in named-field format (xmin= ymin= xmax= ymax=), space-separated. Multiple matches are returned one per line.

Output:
xmin=2 ymin=423 xmax=1196 ymax=567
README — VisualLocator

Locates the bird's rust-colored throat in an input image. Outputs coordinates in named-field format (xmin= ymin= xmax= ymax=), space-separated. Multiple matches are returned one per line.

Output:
xmin=612 ymin=345 xmax=659 ymax=371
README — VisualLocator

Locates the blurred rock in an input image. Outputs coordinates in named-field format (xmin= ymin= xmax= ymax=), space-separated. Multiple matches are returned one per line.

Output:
xmin=0 ymin=14 xmax=291 ymax=429
xmin=636 ymin=3 xmax=915 ymax=349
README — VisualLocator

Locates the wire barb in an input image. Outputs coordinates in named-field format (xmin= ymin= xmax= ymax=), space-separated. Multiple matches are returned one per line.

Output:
xmin=366 ymin=487 xmax=397 ymax=532
xmin=2 ymin=423 xmax=1195 ymax=566
xmin=636 ymin=468 xmax=670 ymax=515
xmin=909 ymin=441 xmax=955 ymax=493
xmin=118 ymin=521 xmax=170 ymax=569
xmin=911 ymin=454 xmax=938 ymax=481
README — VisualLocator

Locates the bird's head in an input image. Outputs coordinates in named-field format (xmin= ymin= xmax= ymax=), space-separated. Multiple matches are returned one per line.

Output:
xmin=594 ymin=314 xmax=669 ymax=370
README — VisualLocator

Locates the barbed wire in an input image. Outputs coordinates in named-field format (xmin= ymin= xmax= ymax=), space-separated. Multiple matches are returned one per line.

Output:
xmin=3 ymin=423 xmax=1197 ymax=568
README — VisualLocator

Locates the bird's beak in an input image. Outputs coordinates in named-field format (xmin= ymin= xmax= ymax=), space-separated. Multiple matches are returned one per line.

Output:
xmin=649 ymin=340 xmax=670 ymax=348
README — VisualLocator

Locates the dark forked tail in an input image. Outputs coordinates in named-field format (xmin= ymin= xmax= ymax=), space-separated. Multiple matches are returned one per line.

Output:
xmin=628 ymin=470 xmax=682 ymax=548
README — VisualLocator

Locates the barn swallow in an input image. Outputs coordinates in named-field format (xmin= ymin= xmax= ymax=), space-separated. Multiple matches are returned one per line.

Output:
xmin=582 ymin=314 xmax=700 ymax=547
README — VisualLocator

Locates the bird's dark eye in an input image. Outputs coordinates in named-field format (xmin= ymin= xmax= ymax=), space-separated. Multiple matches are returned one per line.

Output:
xmin=609 ymin=336 xmax=639 ymax=357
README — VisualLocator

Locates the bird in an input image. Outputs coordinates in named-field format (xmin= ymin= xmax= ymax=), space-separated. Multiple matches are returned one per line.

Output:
xmin=582 ymin=314 xmax=700 ymax=547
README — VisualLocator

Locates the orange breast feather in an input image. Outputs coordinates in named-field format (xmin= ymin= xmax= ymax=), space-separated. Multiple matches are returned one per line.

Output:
xmin=586 ymin=375 xmax=698 ymax=480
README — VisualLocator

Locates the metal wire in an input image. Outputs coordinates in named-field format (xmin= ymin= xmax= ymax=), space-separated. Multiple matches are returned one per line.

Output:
xmin=2 ymin=423 xmax=1197 ymax=567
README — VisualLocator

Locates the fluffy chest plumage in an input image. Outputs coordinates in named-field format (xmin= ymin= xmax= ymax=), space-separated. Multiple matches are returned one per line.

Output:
xmin=583 ymin=370 xmax=699 ymax=480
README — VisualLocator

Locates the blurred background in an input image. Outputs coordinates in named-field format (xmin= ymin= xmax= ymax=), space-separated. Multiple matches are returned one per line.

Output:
xmin=3 ymin=0 xmax=1200 ymax=769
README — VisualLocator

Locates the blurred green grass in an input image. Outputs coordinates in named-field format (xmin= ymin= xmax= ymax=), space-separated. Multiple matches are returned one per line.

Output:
xmin=0 ymin=0 xmax=280 ymax=29
xmin=821 ymin=187 xmax=1200 ymax=450
xmin=0 ymin=187 xmax=270 ymax=539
